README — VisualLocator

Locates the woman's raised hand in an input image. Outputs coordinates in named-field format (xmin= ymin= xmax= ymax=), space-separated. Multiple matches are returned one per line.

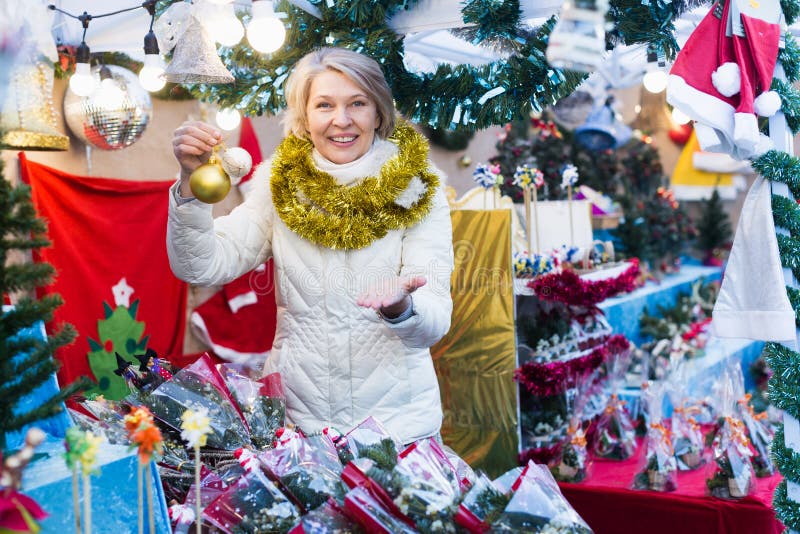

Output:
xmin=357 ymin=275 xmax=427 ymax=319
xmin=172 ymin=121 xmax=222 ymax=180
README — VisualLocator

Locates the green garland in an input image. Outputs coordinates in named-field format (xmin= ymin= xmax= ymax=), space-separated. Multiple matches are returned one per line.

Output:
xmin=773 ymin=194 xmax=800 ymax=238
xmin=765 ymin=343 xmax=800 ymax=417
xmin=156 ymin=0 xmax=693 ymax=130
xmin=771 ymin=79 xmax=800 ymax=135
xmin=775 ymin=481 xmax=800 ymax=530
xmin=270 ymin=123 xmax=439 ymax=250
xmin=753 ymin=150 xmax=800 ymax=199
xmin=773 ymin=426 xmax=800 ymax=483
xmin=787 ymin=285 xmax=800 ymax=327
xmin=779 ymin=33 xmax=800 ymax=83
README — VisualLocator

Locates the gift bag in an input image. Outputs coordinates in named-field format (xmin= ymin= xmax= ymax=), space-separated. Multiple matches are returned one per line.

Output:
xmin=633 ymin=381 xmax=678 ymax=492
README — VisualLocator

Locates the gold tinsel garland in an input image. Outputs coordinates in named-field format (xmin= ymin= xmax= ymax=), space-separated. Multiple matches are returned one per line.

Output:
xmin=271 ymin=123 xmax=439 ymax=250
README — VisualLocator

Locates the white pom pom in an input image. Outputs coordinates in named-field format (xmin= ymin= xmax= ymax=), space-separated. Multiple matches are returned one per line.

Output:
xmin=220 ymin=147 xmax=253 ymax=185
xmin=754 ymin=91 xmax=781 ymax=117
xmin=711 ymin=62 xmax=741 ymax=97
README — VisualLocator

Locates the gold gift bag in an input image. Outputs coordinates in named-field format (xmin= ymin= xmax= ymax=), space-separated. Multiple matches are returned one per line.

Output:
xmin=431 ymin=209 xmax=518 ymax=477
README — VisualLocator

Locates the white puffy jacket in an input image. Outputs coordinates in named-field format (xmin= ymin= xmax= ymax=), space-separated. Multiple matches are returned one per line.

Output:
xmin=166 ymin=138 xmax=454 ymax=444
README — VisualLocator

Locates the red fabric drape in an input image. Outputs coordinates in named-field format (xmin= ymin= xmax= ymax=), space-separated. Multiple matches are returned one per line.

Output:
xmin=19 ymin=153 xmax=187 ymax=394
xmin=559 ymin=440 xmax=783 ymax=534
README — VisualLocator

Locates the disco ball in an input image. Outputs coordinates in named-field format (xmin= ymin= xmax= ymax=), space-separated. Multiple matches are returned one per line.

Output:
xmin=64 ymin=64 xmax=152 ymax=150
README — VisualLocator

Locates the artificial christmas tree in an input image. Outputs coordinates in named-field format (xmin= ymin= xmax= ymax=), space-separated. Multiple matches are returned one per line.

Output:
xmin=0 ymin=159 xmax=82 ymax=450
xmin=695 ymin=189 xmax=733 ymax=265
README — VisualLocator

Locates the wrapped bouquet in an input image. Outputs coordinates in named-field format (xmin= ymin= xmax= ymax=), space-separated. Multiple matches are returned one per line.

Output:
xmin=491 ymin=461 xmax=592 ymax=533
xmin=222 ymin=366 xmax=286 ymax=450
xmin=592 ymin=347 xmax=636 ymax=460
xmin=132 ymin=354 xmax=251 ymax=450
xmin=633 ymin=382 xmax=677 ymax=492
xmin=706 ymin=369 xmax=756 ymax=499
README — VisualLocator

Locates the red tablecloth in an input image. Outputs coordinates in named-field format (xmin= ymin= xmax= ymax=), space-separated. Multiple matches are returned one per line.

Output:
xmin=559 ymin=441 xmax=783 ymax=534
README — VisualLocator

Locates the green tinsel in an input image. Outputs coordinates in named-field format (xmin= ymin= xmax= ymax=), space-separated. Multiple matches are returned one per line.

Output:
xmin=773 ymin=425 xmax=800 ymax=483
xmin=765 ymin=342 xmax=800 ymax=419
xmin=777 ymin=234 xmax=800 ymax=277
xmin=782 ymin=0 xmax=800 ymax=25
xmin=154 ymin=0 xmax=693 ymax=129
xmin=772 ymin=78 xmax=800 ymax=134
xmin=788 ymin=286 xmax=800 ymax=327
xmin=772 ymin=194 xmax=800 ymax=237
xmin=753 ymin=150 xmax=800 ymax=200
xmin=780 ymin=33 xmax=800 ymax=83
xmin=462 ymin=0 xmax=522 ymax=42
xmin=774 ymin=480 xmax=800 ymax=530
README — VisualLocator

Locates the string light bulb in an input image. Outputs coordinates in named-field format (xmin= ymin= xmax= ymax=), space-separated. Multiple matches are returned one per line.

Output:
xmin=216 ymin=107 xmax=241 ymax=131
xmin=208 ymin=4 xmax=244 ymax=47
xmin=139 ymin=30 xmax=166 ymax=92
xmin=69 ymin=41 xmax=96 ymax=97
xmin=642 ymin=48 xmax=668 ymax=94
xmin=247 ymin=0 xmax=286 ymax=54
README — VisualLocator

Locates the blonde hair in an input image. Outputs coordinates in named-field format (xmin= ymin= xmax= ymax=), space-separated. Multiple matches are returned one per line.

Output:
xmin=283 ymin=47 xmax=396 ymax=140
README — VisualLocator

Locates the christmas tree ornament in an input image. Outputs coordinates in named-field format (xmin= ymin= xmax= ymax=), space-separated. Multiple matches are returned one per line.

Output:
xmin=189 ymin=147 xmax=231 ymax=203
xmin=545 ymin=0 xmax=610 ymax=73
xmin=668 ymin=122 xmax=693 ymax=145
xmin=0 ymin=2 xmax=69 ymax=151
xmin=221 ymin=147 xmax=253 ymax=185
xmin=457 ymin=154 xmax=472 ymax=168
xmin=162 ymin=12 xmax=235 ymax=84
xmin=576 ymin=97 xmax=632 ymax=151
xmin=550 ymin=90 xmax=594 ymax=130
xmin=63 ymin=65 xmax=152 ymax=151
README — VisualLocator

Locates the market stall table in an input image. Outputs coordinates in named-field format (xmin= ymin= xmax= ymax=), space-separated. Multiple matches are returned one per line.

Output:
xmin=559 ymin=441 xmax=782 ymax=534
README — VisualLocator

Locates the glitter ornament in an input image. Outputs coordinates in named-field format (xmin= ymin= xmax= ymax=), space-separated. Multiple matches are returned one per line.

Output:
xmin=220 ymin=146 xmax=253 ymax=185
xmin=63 ymin=65 xmax=152 ymax=150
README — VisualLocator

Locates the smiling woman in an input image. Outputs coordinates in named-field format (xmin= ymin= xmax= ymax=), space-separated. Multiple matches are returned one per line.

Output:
xmin=166 ymin=47 xmax=454 ymax=446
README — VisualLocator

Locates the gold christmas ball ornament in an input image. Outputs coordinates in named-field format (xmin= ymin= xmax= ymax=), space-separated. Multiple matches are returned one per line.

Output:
xmin=189 ymin=154 xmax=231 ymax=203
xmin=220 ymin=147 xmax=253 ymax=185
xmin=457 ymin=154 xmax=472 ymax=168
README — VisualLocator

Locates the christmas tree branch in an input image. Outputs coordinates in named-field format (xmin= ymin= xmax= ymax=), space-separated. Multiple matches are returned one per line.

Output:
xmin=772 ymin=79 xmax=800 ymax=134
xmin=753 ymin=150 xmax=800 ymax=199
xmin=772 ymin=193 xmax=800 ymax=237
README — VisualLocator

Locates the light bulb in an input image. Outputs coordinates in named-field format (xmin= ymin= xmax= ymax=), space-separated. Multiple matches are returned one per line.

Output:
xmin=95 ymin=67 xmax=126 ymax=109
xmin=139 ymin=55 xmax=167 ymax=92
xmin=247 ymin=1 xmax=286 ymax=53
xmin=642 ymin=70 xmax=668 ymax=93
xmin=69 ymin=62 xmax=96 ymax=97
xmin=209 ymin=6 xmax=244 ymax=46
xmin=671 ymin=108 xmax=691 ymax=125
xmin=216 ymin=107 xmax=241 ymax=131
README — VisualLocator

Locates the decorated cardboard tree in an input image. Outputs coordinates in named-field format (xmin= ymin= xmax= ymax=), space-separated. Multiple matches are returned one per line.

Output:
xmin=0 ymin=158 xmax=81 ymax=451
xmin=86 ymin=278 xmax=149 ymax=400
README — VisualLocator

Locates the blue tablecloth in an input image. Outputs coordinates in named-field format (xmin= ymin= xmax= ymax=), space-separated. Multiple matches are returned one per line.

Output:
xmin=599 ymin=265 xmax=723 ymax=346
xmin=22 ymin=438 xmax=171 ymax=533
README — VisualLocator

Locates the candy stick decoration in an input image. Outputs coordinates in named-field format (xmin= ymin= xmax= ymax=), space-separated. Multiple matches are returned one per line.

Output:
xmin=72 ymin=463 xmax=81 ymax=533
xmin=473 ymin=163 xmax=502 ymax=210
xmin=514 ymin=165 xmax=544 ymax=254
xmin=180 ymin=408 xmax=211 ymax=534
xmin=490 ymin=164 xmax=503 ymax=209
xmin=561 ymin=164 xmax=579 ymax=248
xmin=65 ymin=427 xmax=102 ymax=534
xmin=125 ymin=406 xmax=163 ymax=534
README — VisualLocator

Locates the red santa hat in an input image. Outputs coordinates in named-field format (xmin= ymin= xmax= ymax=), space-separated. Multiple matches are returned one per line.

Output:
xmin=191 ymin=262 xmax=277 ymax=365
xmin=667 ymin=2 xmax=738 ymax=154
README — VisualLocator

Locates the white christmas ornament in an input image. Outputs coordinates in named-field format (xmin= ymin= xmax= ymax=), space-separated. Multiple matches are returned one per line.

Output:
xmin=221 ymin=147 xmax=253 ymax=185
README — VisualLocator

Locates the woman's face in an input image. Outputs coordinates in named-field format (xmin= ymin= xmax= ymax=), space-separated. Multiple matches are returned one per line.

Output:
xmin=306 ymin=70 xmax=380 ymax=164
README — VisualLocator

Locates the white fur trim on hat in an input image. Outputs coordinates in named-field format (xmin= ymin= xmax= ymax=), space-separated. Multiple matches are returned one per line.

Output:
xmin=667 ymin=75 xmax=735 ymax=148
xmin=711 ymin=62 xmax=741 ymax=97
xmin=733 ymin=112 xmax=759 ymax=154
xmin=754 ymin=91 xmax=782 ymax=117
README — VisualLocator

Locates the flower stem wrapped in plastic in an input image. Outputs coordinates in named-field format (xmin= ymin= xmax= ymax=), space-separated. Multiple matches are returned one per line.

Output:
xmin=221 ymin=366 xmax=286 ymax=450
xmin=737 ymin=393 xmax=774 ymax=477
xmin=203 ymin=469 xmax=301 ymax=534
xmin=550 ymin=370 xmax=597 ymax=483
xmin=257 ymin=431 xmax=345 ymax=513
xmin=633 ymin=381 xmax=677 ymax=492
xmin=705 ymin=367 xmax=756 ymax=499
xmin=667 ymin=356 xmax=705 ymax=471
xmin=132 ymin=354 xmax=250 ymax=450
xmin=592 ymin=345 xmax=635 ymax=460
xmin=342 ymin=417 xmax=402 ymax=470
xmin=455 ymin=472 xmax=510 ymax=533
xmin=491 ymin=461 xmax=592 ymax=533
